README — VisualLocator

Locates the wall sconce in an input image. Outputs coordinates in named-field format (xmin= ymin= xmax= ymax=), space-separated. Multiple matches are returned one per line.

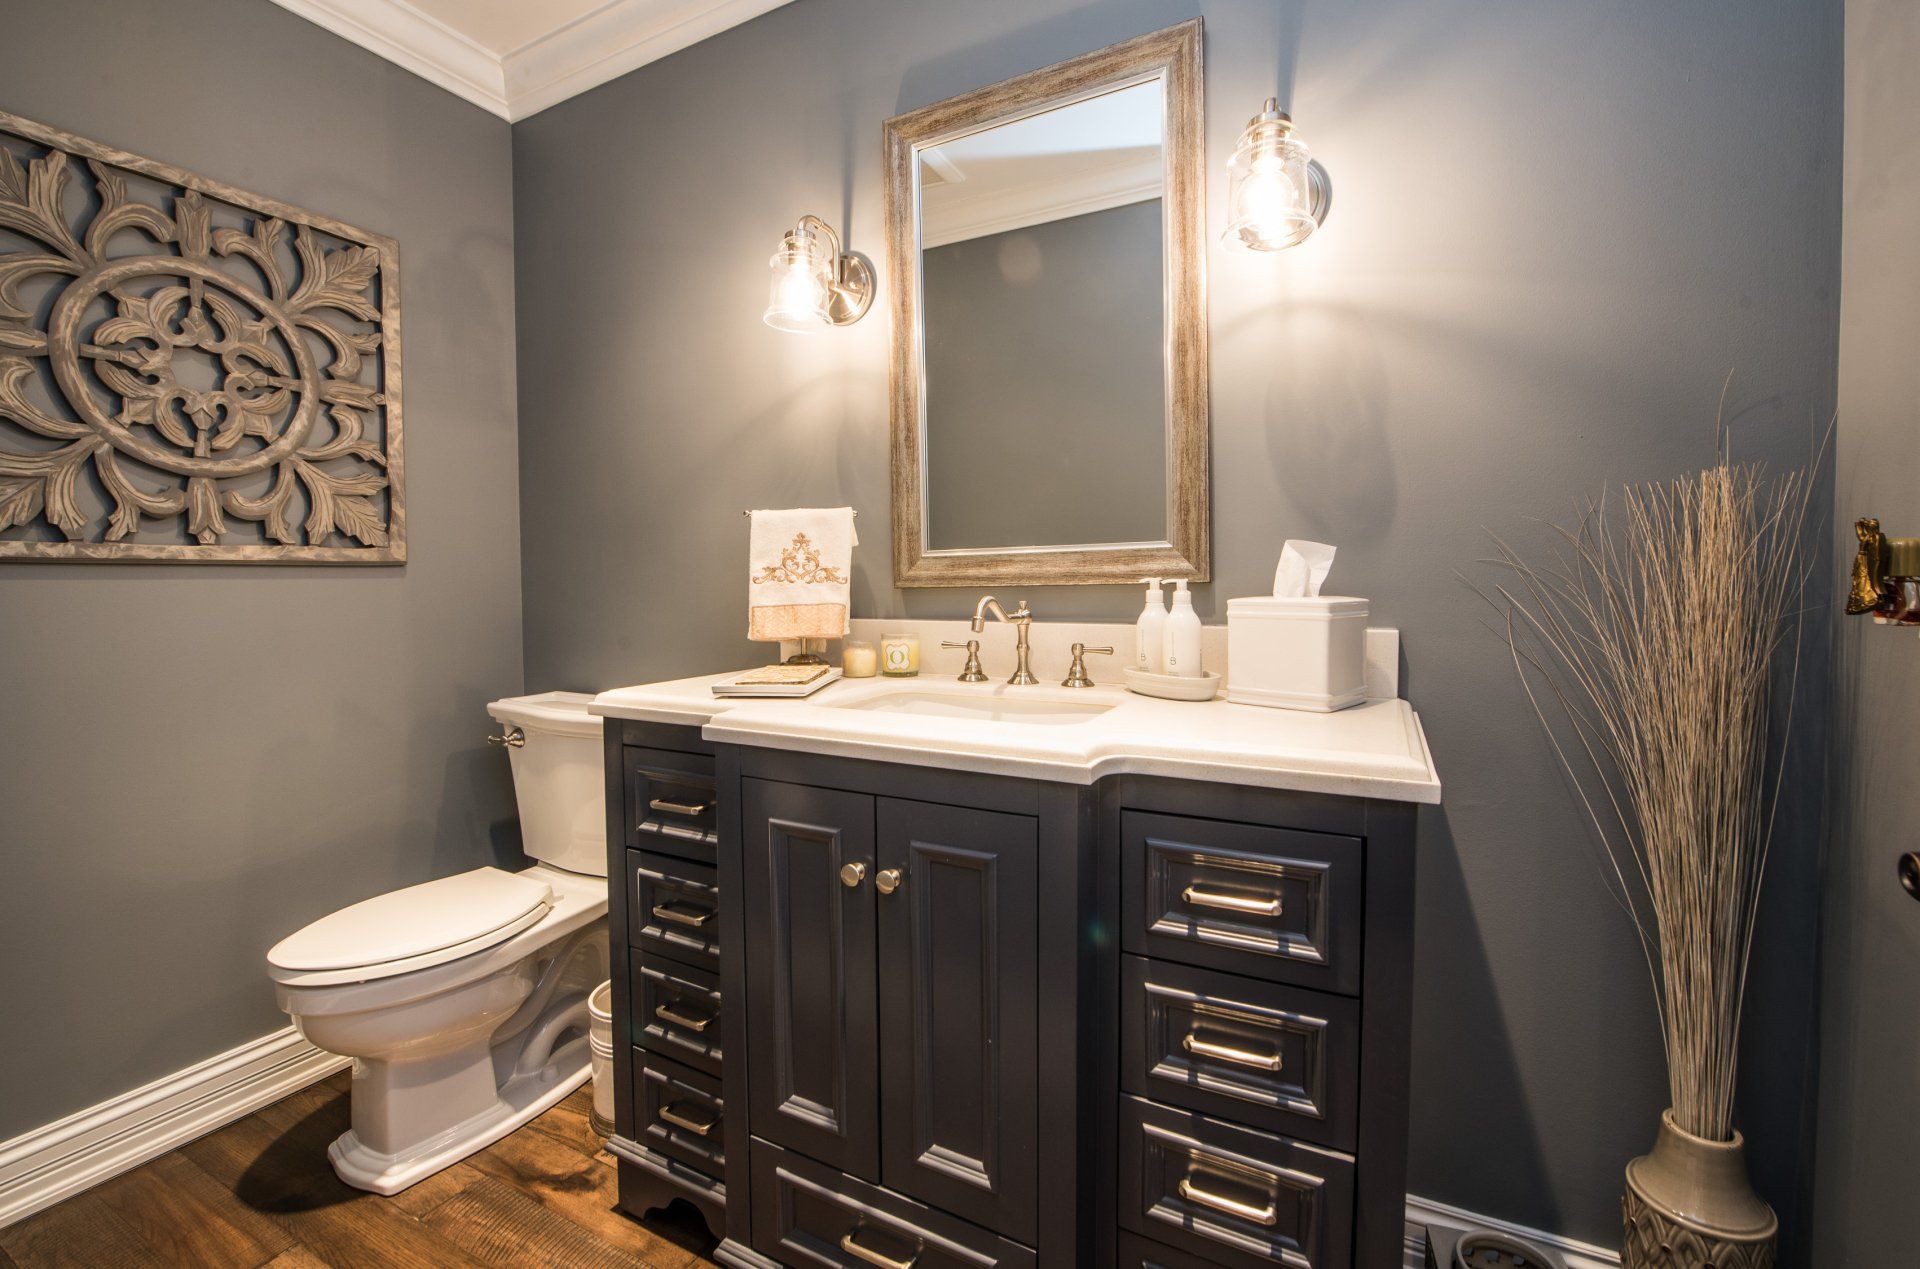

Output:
xmin=763 ymin=214 xmax=874 ymax=333
xmin=1222 ymin=98 xmax=1331 ymax=252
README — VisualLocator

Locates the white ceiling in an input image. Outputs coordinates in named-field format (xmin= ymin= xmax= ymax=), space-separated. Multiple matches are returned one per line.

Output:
xmin=267 ymin=0 xmax=797 ymax=122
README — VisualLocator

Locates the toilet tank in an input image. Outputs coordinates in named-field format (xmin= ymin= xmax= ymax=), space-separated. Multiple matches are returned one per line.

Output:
xmin=487 ymin=692 xmax=607 ymax=877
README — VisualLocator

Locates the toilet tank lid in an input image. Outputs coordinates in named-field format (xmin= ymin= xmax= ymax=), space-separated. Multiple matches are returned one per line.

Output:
xmin=488 ymin=691 xmax=602 ymax=738
xmin=267 ymin=867 xmax=554 ymax=973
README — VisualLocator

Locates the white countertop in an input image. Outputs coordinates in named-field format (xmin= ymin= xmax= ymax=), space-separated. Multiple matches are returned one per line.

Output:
xmin=590 ymin=672 xmax=1441 ymax=804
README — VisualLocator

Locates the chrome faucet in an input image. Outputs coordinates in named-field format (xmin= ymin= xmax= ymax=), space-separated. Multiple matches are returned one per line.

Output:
xmin=970 ymin=595 xmax=1037 ymax=685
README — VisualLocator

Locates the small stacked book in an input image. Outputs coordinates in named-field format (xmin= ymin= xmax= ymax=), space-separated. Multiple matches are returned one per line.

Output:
xmin=711 ymin=663 xmax=843 ymax=698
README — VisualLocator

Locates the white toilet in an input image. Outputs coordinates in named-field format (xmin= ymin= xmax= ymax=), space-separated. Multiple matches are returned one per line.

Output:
xmin=267 ymin=691 xmax=610 ymax=1195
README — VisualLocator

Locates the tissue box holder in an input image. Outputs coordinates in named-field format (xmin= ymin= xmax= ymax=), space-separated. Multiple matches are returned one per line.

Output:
xmin=1226 ymin=596 xmax=1369 ymax=712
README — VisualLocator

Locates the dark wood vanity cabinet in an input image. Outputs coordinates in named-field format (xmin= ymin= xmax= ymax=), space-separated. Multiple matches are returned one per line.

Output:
xmin=606 ymin=722 xmax=1416 ymax=1269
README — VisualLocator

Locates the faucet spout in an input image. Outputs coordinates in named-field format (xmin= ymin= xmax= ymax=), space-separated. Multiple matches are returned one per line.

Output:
xmin=971 ymin=595 xmax=1012 ymax=632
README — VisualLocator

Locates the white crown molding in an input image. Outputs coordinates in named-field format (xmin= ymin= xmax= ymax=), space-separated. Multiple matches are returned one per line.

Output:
xmin=1404 ymin=1193 xmax=1621 ymax=1269
xmin=0 ymin=1026 xmax=348 ymax=1228
xmin=504 ymin=0 xmax=798 ymax=121
xmin=268 ymin=0 xmax=511 ymax=118
xmin=269 ymin=0 xmax=798 ymax=123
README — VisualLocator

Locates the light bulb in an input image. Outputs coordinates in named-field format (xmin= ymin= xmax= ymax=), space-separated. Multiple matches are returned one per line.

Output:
xmin=1223 ymin=100 xmax=1325 ymax=252
xmin=764 ymin=231 xmax=831 ymax=332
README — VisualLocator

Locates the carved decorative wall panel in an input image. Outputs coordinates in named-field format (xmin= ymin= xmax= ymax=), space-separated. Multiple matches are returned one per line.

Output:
xmin=0 ymin=110 xmax=403 ymax=563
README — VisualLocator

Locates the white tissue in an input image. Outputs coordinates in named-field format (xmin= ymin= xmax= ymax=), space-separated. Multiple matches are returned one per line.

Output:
xmin=1274 ymin=540 xmax=1336 ymax=597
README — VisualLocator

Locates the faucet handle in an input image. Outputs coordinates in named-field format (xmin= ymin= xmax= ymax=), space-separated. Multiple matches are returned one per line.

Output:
xmin=942 ymin=640 xmax=989 ymax=683
xmin=1062 ymin=643 xmax=1114 ymax=688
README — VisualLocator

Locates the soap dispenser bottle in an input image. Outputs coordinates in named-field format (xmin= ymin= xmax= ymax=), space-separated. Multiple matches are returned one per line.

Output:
xmin=1163 ymin=578 xmax=1202 ymax=677
xmin=1134 ymin=578 xmax=1168 ymax=674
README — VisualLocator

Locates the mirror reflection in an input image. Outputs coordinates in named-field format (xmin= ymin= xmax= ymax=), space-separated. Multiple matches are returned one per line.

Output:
xmin=917 ymin=77 xmax=1168 ymax=552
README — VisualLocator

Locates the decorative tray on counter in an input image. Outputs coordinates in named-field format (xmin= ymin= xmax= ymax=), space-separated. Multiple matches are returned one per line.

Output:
xmin=1122 ymin=667 xmax=1222 ymax=702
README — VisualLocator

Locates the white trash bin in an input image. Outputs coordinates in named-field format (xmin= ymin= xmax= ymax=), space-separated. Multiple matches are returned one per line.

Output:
xmin=588 ymin=980 xmax=615 ymax=1140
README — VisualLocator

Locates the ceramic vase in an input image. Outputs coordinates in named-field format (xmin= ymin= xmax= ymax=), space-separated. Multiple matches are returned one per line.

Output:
xmin=1621 ymin=1109 xmax=1777 ymax=1268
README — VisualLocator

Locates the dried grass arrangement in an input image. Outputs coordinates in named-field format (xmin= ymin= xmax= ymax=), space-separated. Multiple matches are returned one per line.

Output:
xmin=1481 ymin=416 xmax=1822 ymax=1265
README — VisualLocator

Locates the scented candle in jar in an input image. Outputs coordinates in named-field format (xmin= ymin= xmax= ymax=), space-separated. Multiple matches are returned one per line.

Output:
xmin=842 ymin=640 xmax=879 ymax=678
xmin=880 ymin=632 xmax=921 ymax=676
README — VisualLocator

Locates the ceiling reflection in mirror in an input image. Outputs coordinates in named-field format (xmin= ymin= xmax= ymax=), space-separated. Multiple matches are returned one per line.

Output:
xmin=916 ymin=77 xmax=1169 ymax=553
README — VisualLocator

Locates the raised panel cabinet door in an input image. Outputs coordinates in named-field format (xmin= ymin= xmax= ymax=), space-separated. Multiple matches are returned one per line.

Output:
xmin=742 ymin=778 xmax=881 ymax=1180
xmin=876 ymin=797 xmax=1039 ymax=1245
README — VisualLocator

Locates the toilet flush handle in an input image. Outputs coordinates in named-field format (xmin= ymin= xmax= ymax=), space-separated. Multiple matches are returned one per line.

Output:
xmin=487 ymin=726 xmax=526 ymax=748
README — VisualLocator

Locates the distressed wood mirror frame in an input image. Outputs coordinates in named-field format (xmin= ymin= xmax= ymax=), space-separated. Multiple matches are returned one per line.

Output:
xmin=884 ymin=20 xmax=1209 ymax=588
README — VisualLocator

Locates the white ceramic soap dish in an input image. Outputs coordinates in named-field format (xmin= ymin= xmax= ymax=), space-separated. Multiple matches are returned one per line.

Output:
xmin=1123 ymin=667 xmax=1222 ymax=702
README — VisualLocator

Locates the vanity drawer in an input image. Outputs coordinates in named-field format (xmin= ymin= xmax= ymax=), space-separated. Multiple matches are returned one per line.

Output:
xmin=1116 ymin=1230 xmax=1222 ymax=1268
xmin=1122 ymin=955 xmax=1359 ymax=1150
xmin=625 ymin=746 xmax=719 ymax=865
xmin=1118 ymin=1095 xmax=1354 ymax=1269
xmin=635 ymin=1049 xmax=725 ymax=1178
xmin=630 ymin=950 xmax=723 ymax=1075
xmin=749 ymin=1138 xmax=1036 ymax=1269
xmin=1121 ymin=811 xmax=1363 ymax=995
xmin=628 ymin=849 xmax=720 ymax=971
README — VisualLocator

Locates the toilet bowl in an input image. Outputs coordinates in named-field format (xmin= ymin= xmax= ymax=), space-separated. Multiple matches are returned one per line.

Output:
xmin=266 ymin=692 xmax=610 ymax=1195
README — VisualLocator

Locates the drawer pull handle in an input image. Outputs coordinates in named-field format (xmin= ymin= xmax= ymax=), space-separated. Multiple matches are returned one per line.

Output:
xmin=651 ymin=900 xmax=714 ymax=929
xmin=649 ymin=796 xmax=713 ymax=817
xmin=839 ymin=1229 xmax=919 ymax=1269
xmin=1183 ymin=1033 xmax=1283 ymax=1072
xmin=1181 ymin=885 xmax=1282 ymax=916
xmin=1178 ymin=1176 xmax=1277 ymax=1226
xmin=654 ymin=1001 xmax=714 ymax=1033
xmin=657 ymin=1101 xmax=716 ymax=1136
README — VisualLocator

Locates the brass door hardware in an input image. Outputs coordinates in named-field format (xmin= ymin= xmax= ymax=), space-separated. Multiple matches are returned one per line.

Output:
xmin=840 ymin=861 xmax=868 ymax=887
xmin=649 ymin=796 xmax=713 ymax=817
xmin=651 ymin=901 xmax=713 ymax=928
xmin=941 ymin=640 xmax=988 ymax=682
xmin=839 ymin=1229 xmax=919 ymax=1269
xmin=658 ymin=1102 xmax=717 ymax=1136
xmin=1182 ymin=885 xmax=1283 ymax=916
xmin=876 ymin=868 xmax=903 ymax=895
xmin=1062 ymin=642 xmax=1115 ymax=687
xmin=1183 ymin=1032 xmax=1283 ymax=1072
xmin=1178 ymin=1175 xmax=1277 ymax=1226
xmin=654 ymin=1002 xmax=714 ymax=1032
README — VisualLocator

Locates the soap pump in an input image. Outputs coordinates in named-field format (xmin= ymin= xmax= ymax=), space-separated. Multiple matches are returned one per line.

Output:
xmin=1134 ymin=578 xmax=1168 ymax=674
xmin=1163 ymin=578 xmax=1203 ymax=677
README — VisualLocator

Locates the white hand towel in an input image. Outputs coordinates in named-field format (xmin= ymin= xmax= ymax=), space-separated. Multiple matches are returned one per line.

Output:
xmin=748 ymin=507 xmax=857 ymax=642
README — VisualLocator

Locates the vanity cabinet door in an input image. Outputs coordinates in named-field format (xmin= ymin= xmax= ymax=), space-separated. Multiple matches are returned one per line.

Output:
xmin=742 ymin=778 xmax=881 ymax=1182
xmin=876 ymin=798 xmax=1038 ymax=1245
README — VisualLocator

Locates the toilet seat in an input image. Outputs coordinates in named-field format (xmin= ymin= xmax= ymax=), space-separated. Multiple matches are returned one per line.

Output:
xmin=267 ymin=867 xmax=554 ymax=987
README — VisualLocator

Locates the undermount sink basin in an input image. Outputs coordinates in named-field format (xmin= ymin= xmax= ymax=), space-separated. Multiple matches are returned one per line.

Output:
xmin=838 ymin=690 xmax=1114 ymax=726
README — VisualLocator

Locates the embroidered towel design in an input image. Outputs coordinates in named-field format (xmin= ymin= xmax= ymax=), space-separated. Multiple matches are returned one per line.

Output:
xmin=747 ymin=507 xmax=856 ymax=642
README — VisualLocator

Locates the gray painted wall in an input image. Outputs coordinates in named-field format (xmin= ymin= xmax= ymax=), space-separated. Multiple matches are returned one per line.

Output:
xmin=513 ymin=0 xmax=1838 ymax=1249
xmin=0 ymin=0 xmax=523 ymax=1138
xmin=1812 ymin=0 xmax=1919 ymax=1262
xmin=924 ymin=201 xmax=1166 ymax=549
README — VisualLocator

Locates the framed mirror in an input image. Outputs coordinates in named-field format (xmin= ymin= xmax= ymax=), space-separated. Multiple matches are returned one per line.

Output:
xmin=884 ymin=20 xmax=1208 ymax=587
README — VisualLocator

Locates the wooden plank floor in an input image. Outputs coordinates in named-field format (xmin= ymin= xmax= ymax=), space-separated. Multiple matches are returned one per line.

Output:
xmin=0 ymin=1071 xmax=720 ymax=1268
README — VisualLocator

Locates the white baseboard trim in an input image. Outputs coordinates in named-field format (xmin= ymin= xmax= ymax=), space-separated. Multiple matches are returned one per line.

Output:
xmin=0 ymin=1026 xmax=349 ymax=1228
xmin=1405 ymin=1193 xmax=1621 ymax=1268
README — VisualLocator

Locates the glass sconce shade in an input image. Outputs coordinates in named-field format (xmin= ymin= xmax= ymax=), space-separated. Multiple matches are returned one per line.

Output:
xmin=765 ymin=227 xmax=833 ymax=332
xmin=1223 ymin=99 xmax=1329 ymax=251
xmin=763 ymin=215 xmax=875 ymax=332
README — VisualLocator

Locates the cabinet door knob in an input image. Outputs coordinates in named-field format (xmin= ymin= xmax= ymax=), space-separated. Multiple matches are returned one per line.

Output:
xmin=1900 ymin=852 xmax=1920 ymax=901
xmin=840 ymin=861 xmax=867 ymax=888
xmin=876 ymin=868 xmax=903 ymax=895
